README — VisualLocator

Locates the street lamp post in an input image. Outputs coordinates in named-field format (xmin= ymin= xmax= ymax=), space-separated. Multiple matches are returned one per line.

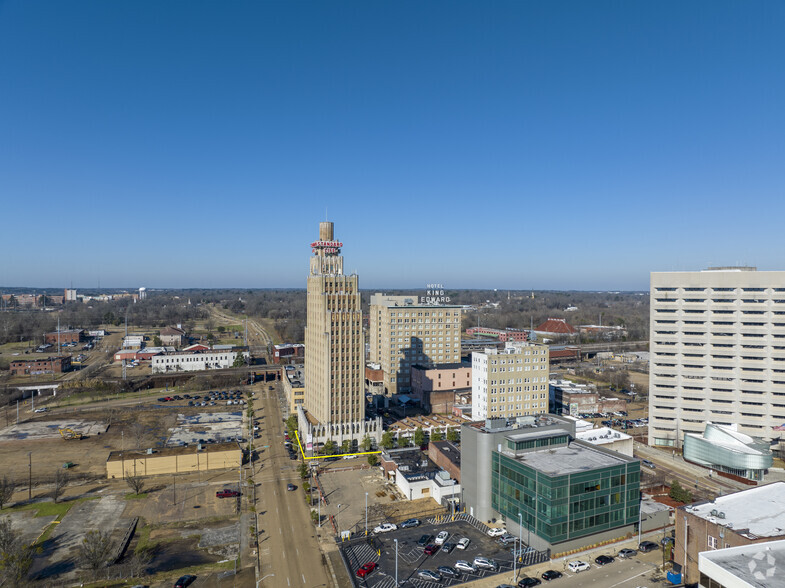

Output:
xmin=516 ymin=512 xmax=523 ymax=578
xmin=256 ymin=573 xmax=275 ymax=587
xmin=394 ymin=538 xmax=398 ymax=586
xmin=365 ymin=492 xmax=368 ymax=536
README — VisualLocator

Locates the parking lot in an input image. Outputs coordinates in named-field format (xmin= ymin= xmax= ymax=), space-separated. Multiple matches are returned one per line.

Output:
xmin=341 ymin=518 xmax=547 ymax=588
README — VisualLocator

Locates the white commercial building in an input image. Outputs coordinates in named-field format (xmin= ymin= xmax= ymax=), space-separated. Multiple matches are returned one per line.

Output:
xmin=471 ymin=342 xmax=549 ymax=420
xmin=699 ymin=539 xmax=785 ymax=588
xmin=151 ymin=350 xmax=247 ymax=373
xmin=649 ymin=268 xmax=785 ymax=450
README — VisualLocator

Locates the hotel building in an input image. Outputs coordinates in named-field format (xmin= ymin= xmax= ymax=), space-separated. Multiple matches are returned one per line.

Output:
xmin=369 ymin=294 xmax=462 ymax=398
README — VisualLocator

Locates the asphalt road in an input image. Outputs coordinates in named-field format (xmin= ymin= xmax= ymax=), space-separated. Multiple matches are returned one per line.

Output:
xmin=254 ymin=385 xmax=331 ymax=588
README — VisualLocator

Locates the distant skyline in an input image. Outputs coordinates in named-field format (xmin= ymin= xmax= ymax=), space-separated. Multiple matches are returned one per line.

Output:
xmin=2 ymin=1 xmax=784 ymax=291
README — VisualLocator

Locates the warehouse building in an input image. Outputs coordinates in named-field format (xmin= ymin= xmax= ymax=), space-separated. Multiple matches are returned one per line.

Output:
xmin=106 ymin=442 xmax=241 ymax=478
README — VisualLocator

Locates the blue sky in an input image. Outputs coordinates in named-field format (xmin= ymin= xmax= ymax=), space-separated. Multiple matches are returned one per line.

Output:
xmin=1 ymin=1 xmax=784 ymax=290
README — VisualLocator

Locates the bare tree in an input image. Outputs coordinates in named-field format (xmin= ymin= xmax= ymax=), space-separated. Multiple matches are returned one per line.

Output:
xmin=79 ymin=529 xmax=113 ymax=578
xmin=0 ymin=517 xmax=33 ymax=586
xmin=125 ymin=474 xmax=145 ymax=495
xmin=0 ymin=476 xmax=14 ymax=510
xmin=52 ymin=469 xmax=69 ymax=503
xmin=129 ymin=421 xmax=146 ymax=450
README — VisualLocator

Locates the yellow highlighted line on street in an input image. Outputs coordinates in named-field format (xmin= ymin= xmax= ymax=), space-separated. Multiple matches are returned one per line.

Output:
xmin=294 ymin=430 xmax=381 ymax=460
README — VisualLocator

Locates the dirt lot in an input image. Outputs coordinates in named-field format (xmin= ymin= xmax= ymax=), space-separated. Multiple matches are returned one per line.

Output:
xmin=318 ymin=467 xmax=448 ymax=536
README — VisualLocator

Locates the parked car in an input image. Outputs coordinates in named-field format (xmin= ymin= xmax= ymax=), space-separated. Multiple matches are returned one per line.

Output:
xmin=473 ymin=557 xmax=498 ymax=570
xmin=541 ymin=570 xmax=563 ymax=581
xmin=418 ymin=534 xmax=433 ymax=546
xmin=418 ymin=570 xmax=441 ymax=581
xmin=400 ymin=518 xmax=420 ymax=528
xmin=595 ymin=555 xmax=615 ymax=566
xmin=356 ymin=562 xmax=377 ymax=578
xmin=487 ymin=527 xmax=506 ymax=537
xmin=286 ymin=483 xmax=296 ymax=491
xmin=215 ymin=489 xmax=240 ymax=498
xmin=518 ymin=577 xmax=542 ymax=587
xmin=423 ymin=544 xmax=440 ymax=556
xmin=638 ymin=541 xmax=659 ymax=553
xmin=618 ymin=548 xmax=637 ymax=558
xmin=437 ymin=565 xmax=457 ymax=577
xmin=567 ymin=560 xmax=590 ymax=573
xmin=498 ymin=533 xmax=517 ymax=546
xmin=174 ymin=576 xmax=196 ymax=588
xmin=455 ymin=560 xmax=477 ymax=573
xmin=456 ymin=537 xmax=471 ymax=550
xmin=641 ymin=459 xmax=656 ymax=469
xmin=435 ymin=531 xmax=449 ymax=545
xmin=33 ymin=407 xmax=47 ymax=413
xmin=441 ymin=541 xmax=454 ymax=553
xmin=373 ymin=523 xmax=397 ymax=534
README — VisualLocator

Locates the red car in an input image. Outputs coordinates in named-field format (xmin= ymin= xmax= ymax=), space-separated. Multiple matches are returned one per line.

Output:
xmin=216 ymin=489 xmax=240 ymax=498
xmin=356 ymin=562 xmax=377 ymax=578
xmin=423 ymin=544 xmax=440 ymax=555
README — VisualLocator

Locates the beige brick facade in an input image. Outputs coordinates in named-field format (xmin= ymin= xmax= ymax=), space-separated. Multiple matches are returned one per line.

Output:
xmin=369 ymin=294 xmax=462 ymax=397
xmin=304 ymin=222 xmax=364 ymax=425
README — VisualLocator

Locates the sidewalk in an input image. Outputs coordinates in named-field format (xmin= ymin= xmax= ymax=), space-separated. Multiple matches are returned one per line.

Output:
xmin=461 ymin=530 xmax=670 ymax=587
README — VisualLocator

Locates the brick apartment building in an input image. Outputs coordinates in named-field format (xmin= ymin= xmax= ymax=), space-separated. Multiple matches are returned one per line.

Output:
xmin=10 ymin=356 xmax=71 ymax=376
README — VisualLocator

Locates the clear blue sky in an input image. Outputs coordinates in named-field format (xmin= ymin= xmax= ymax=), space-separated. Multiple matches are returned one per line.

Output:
xmin=2 ymin=1 xmax=784 ymax=290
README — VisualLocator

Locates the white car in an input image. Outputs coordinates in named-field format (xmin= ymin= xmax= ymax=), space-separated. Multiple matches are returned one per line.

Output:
xmin=456 ymin=537 xmax=470 ymax=550
xmin=434 ymin=531 xmax=449 ymax=545
xmin=454 ymin=560 xmax=477 ymax=573
xmin=373 ymin=523 xmax=397 ymax=534
xmin=33 ymin=408 xmax=47 ymax=413
xmin=473 ymin=556 xmax=498 ymax=570
xmin=487 ymin=527 xmax=506 ymax=537
xmin=568 ymin=560 xmax=591 ymax=573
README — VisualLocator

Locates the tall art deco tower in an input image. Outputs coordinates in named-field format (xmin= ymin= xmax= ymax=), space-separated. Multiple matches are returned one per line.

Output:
xmin=304 ymin=222 xmax=364 ymax=425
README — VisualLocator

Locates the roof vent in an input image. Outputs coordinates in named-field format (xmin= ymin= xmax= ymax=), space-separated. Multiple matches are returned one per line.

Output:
xmin=711 ymin=509 xmax=718 ymax=517
xmin=718 ymin=512 xmax=725 ymax=519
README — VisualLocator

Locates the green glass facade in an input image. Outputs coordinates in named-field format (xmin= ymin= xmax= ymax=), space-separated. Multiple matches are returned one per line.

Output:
xmin=491 ymin=451 xmax=640 ymax=545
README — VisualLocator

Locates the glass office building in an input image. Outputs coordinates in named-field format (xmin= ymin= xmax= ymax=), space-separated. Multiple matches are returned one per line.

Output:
xmin=491 ymin=431 xmax=640 ymax=550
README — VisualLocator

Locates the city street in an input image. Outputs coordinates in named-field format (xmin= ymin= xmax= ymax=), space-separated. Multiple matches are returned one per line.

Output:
xmin=253 ymin=385 xmax=331 ymax=588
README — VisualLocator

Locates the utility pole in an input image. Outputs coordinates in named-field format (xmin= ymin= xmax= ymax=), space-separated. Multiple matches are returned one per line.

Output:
xmin=28 ymin=452 xmax=32 ymax=500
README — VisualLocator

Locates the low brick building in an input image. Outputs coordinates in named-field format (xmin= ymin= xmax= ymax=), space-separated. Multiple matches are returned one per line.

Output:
xmin=428 ymin=440 xmax=461 ymax=482
xmin=10 ymin=356 xmax=71 ymax=376
xmin=44 ymin=329 xmax=84 ymax=345
xmin=159 ymin=326 xmax=186 ymax=347
xmin=675 ymin=482 xmax=785 ymax=585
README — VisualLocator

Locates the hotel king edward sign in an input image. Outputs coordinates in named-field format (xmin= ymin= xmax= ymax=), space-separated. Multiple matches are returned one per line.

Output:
xmin=421 ymin=284 xmax=450 ymax=304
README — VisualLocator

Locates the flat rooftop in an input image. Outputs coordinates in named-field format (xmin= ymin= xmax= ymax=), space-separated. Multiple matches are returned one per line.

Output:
xmin=700 ymin=539 xmax=785 ymax=587
xmin=505 ymin=440 xmax=634 ymax=476
xmin=107 ymin=441 xmax=239 ymax=462
xmin=685 ymin=482 xmax=785 ymax=539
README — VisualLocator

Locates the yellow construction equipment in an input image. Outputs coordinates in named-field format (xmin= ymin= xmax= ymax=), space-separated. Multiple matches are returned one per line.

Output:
xmin=59 ymin=428 xmax=83 ymax=440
